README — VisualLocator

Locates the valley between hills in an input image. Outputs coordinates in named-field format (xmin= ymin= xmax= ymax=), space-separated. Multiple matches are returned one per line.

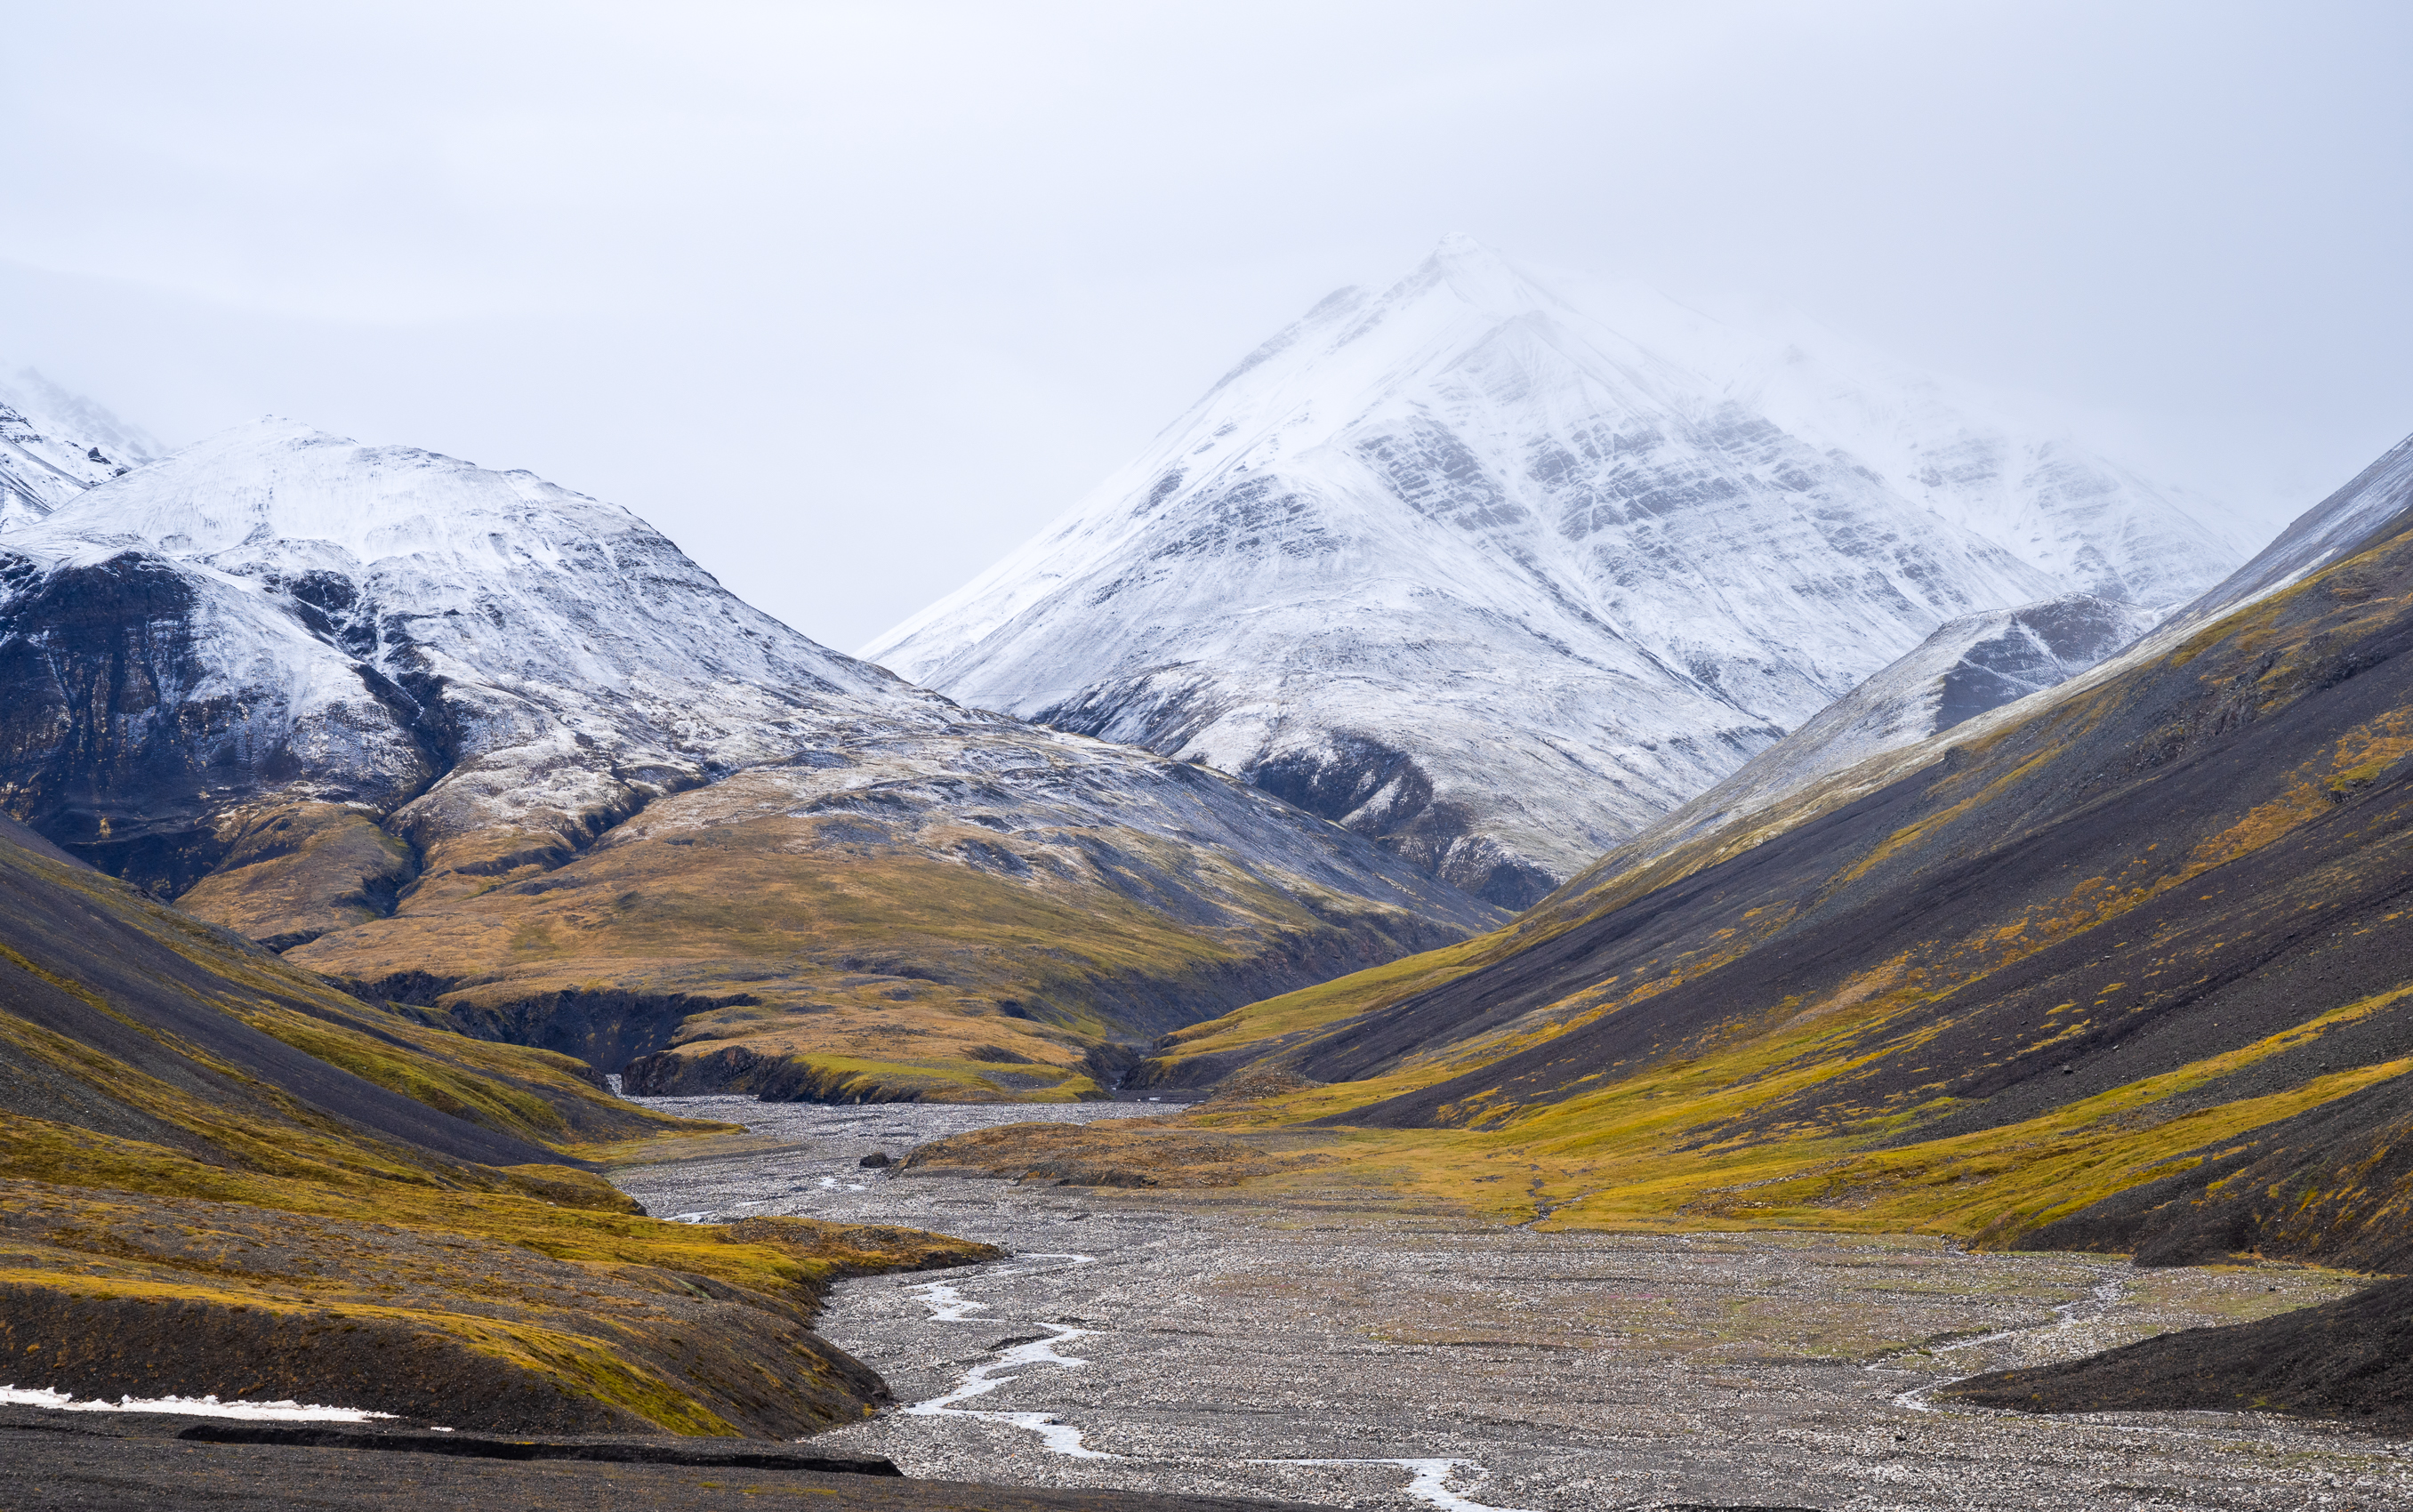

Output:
xmin=4 ymin=245 xmax=2413 ymax=1509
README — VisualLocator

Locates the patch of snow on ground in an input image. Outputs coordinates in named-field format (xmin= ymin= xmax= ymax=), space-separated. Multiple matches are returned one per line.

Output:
xmin=0 ymin=1386 xmax=398 ymax=1422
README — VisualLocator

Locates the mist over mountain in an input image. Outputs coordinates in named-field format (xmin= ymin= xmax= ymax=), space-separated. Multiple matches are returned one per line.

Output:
xmin=871 ymin=238 xmax=2242 ymax=906
xmin=0 ymin=368 xmax=158 ymax=530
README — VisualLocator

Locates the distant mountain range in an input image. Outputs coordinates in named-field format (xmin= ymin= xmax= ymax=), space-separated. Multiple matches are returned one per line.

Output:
xmin=870 ymin=237 xmax=2243 ymax=905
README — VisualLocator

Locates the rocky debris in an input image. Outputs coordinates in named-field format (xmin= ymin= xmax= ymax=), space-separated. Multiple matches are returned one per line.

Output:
xmin=613 ymin=1099 xmax=2402 ymax=1509
xmin=1188 ymin=1068 xmax=1327 ymax=1110
xmin=715 ymin=1214 xmax=1001 ymax=1275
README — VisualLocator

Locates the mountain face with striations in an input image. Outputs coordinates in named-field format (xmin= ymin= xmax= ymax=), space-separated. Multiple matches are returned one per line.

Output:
xmin=1620 ymin=591 xmax=2166 ymax=863
xmin=869 ymin=237 xmax=2243 ymax=907
xmin=0 ymin=368 xmax=158 ymax=530
xmin=0 ymin=418 xmax=1496 ymax=1103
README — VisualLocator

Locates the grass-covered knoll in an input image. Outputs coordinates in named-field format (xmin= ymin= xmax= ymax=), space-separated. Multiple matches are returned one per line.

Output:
xmin=0 ymin=1171 xmax=993 ymax=1436
xmin=171 ymin=800 xmax=416 ymax=953
xmin=289 ymin=755 xmax=1496 ymax=1104
xmin=1133 ymin=933 xmax=1512 ymax=1089
xmin=0 ymin=816 xmax=996 ymax=1434
xmin=1138 ymin=460 xmax=2413 ymax=1281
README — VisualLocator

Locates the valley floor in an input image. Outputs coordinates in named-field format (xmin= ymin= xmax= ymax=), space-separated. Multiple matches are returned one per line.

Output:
xmin=617 ymin=1098 xmax=2412 ymax=1512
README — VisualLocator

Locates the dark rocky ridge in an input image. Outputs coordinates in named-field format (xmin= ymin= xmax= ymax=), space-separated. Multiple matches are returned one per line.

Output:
xmin=1942 ymin=1272 xmax=2413 ymax=1431
xmin=0 ymin=548 xmax=434 ymax=897
xmin=1035 ymin=707 xmax=1564 ymax=909
xmin=0 ymin=1407 xmax=1323 ymax=1512
xmin=1931 ymin=595 xmax=2155 ymax=731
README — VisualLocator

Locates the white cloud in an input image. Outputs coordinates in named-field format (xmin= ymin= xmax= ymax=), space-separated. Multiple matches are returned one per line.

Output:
xmin=3 ymin=0 xmax=2407 ymax=649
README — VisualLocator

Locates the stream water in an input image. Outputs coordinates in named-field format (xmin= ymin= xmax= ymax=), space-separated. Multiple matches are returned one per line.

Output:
xmin=885 ymin=1245 xmax=1532 ymax=1508
xmin=614 ymin=1096 xmax=2409 ymax=1511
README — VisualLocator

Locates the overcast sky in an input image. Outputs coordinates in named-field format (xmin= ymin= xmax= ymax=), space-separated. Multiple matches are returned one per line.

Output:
xmin=4 ymin=2 xmax=2409 ymax=653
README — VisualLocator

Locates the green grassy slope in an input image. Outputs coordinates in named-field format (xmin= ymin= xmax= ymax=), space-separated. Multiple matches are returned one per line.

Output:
xmin=0 ymin=816 xmax=994 ymax=1434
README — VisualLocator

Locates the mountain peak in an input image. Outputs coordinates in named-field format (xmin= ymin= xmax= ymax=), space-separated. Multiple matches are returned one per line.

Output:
xmin=21 ymin=419 xmax=609 ymax=567
xmin=870 ymin=247 xmax=2247 ymax=905
xmin=1396 ymin=234 xmax=1556 ymax=323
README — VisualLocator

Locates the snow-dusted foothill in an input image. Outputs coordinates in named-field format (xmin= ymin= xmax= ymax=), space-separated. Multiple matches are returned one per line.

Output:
xmin=869 ymin=237 xmax=2245 ymax=906
xmin=0 ymin=418 xmax=928 ymax=892
xmin=1630 ymin=593 xmax=2165 ymax=856
xmin=0 ymin=415 xmax=1493 ymax=1091
xmin=0 ymin=368 xmax=158 ymax=531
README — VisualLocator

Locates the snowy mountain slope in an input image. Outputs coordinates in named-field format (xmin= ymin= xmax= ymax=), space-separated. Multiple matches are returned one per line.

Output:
xmin=870 ymin=237 xmax=2244 ymax=906
xmin=0 ymin=369 xmax=158 ymax=530
xmin=1500 ymin=282 xmax=2250 ymax=608
xmin=1608 ymin=594 xmax=2161 ymax=871
xmin=1731 ymin=336 xmax=2243 ymax=609
xmin=2170 ymin=431 xmax=2413 ymax=631
xmin=1 ymin=419 xmax=921 ymax=881
xmin=0 ymin=418 xmax=1496 ymax=1099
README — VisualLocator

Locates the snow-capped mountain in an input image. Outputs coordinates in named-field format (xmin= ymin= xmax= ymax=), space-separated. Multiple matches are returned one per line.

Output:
xmin=0 ymin=368 xmax=158 ymax=529
xmin=0 ymin=419 xmax=1492 ymax=1088
xmin=1710 ymin=330 xmax=2241 ymax=610
xmin=0 ymin=419 xmax=920 ymax=874
xmin=868 ymin=237 xmax=2246 ymax=906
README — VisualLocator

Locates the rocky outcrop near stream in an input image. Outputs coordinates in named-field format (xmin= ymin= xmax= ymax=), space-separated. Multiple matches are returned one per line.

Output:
xmin=1942 ymin=1272 xmax=2413 ymax=1432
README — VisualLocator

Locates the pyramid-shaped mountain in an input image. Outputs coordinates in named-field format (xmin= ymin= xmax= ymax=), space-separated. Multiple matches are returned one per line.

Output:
xmin=869 ymin=237 xmax=2242 ymax=906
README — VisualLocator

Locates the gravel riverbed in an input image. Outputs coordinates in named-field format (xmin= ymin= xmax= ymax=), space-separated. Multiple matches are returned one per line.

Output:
xmin=614 ymin=1098 xmax=2413 ymax=1511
